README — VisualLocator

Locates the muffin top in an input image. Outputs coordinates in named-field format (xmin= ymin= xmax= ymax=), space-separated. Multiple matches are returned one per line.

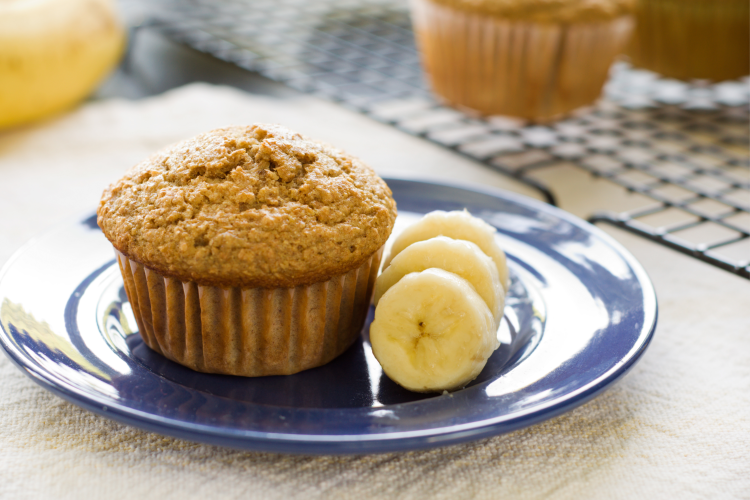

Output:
xmin=427 ymin=0 xmax=634 ymax=22
xmin=98 ymin=124 xmax=397 ymax=288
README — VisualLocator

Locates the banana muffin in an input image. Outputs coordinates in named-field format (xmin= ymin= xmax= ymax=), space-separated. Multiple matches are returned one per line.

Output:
xmin=411 ymin=0 xmax=635 ymax=121
xmin=98 ymin=124 xmax=397 ymax=376
xmin=628 ymin=0 xmax=749 ymax=82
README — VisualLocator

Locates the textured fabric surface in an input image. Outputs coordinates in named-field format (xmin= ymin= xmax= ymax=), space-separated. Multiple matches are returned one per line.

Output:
xmin=0 ymin=84 xmax=748 ymax=499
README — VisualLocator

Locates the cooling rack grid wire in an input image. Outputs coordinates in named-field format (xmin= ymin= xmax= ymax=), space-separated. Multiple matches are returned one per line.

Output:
xmin=133 ymin=0 xmax=750 ymax=279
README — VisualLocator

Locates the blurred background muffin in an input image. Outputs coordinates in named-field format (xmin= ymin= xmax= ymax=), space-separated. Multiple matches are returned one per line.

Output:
xmin=410 ymin=0 xmax=635 ymax=122
xmin=627 ymin=0 xmax=750 ymax=82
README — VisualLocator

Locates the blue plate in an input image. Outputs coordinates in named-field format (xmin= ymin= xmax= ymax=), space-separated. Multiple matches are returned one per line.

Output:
xmin=0 ymin=178 xmax=656 ymax=454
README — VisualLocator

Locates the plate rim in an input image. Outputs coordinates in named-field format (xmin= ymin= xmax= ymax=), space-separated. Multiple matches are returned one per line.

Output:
xmin=0 ymin=176 xmax=658 ymax=454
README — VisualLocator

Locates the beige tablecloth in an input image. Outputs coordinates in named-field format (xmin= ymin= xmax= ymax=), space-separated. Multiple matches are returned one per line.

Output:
xmin=0 ymin=84 xmax=747 ymax=499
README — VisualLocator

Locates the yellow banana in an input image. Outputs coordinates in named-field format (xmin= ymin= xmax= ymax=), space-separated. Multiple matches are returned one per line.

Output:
xmin=0 ymin=0 xmax=126 ymax=129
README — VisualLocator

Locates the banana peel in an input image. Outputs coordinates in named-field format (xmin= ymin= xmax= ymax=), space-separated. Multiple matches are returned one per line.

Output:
xmin=0 ymin=0 xmax=126 ymax=129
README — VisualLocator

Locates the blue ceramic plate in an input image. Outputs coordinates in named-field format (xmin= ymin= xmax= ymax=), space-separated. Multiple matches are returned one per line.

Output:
xmin=0 ymin=178 xmax=656 ymax=454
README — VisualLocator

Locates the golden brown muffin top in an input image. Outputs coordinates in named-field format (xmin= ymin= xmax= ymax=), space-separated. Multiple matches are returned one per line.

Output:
xmin=426 ymin=0 xmax=634 ymax=22
xmin=98 ymin=124 xmax=397 ymax=288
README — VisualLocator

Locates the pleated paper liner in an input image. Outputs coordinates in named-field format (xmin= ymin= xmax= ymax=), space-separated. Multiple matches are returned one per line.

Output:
xmin=628 ymin=0 xmax=749 ymax=82
xmin=115 ymin=247 xmax=382 ymax=376
xmin=411 ymin=0 xmax=634 ymax=122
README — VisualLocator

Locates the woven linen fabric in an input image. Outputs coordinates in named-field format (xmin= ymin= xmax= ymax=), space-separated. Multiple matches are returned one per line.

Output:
xmin=0 ymin=84 xmax=747 ymax=499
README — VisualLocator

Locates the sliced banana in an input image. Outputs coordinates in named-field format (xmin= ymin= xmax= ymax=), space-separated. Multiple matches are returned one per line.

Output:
xmin=370 ymin=268 xmax=496 ymax=393
xmin=373 ymin=236 xmax=505 ymax=329
xmin=383 ymin=210 xmax=509 ymax=291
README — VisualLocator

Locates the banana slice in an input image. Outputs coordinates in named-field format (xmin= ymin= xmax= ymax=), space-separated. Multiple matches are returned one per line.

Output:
xmin=370 ymin=268 xmax=496 ymax=393
xmin=373 ymin=236 xmax=505 ymax=329
xmin=383 ymin=210 xmax=509 ymax=291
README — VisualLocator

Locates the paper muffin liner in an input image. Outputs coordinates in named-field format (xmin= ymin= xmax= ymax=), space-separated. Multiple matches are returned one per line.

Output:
xmin=115 ymin=247 xmax=382 ymax=377
xmin=410 ymin=0 xmax=634 ymax=121
xmin=627 ymin=0 xmax=749 ymax=82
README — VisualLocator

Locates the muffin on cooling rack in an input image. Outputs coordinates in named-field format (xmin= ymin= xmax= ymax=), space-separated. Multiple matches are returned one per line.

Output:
xmin=410 ymin=0 xmax=635 ymax=122
xmin=97 ymin=124 xmax=397 ymax=376
xmin=627 ymin=0 xmax=749 ymax=82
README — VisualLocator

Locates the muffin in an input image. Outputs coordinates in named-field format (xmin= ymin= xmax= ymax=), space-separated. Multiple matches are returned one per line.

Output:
xmin=627 ymin=0 xmax=749 ymax=82
xmin=410 ymin=0 xmax=635 ymax=121
xmin=97 ymin=124 xmax=397 ymax=376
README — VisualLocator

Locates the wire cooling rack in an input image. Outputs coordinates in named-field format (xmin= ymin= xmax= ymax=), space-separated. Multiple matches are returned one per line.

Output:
xmin=134 ymin=0 xmax=750 ymax=279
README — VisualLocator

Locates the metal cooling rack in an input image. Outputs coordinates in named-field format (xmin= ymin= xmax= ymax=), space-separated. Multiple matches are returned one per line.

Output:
xmin=131 ymin=0 xmax=750 ymax=279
